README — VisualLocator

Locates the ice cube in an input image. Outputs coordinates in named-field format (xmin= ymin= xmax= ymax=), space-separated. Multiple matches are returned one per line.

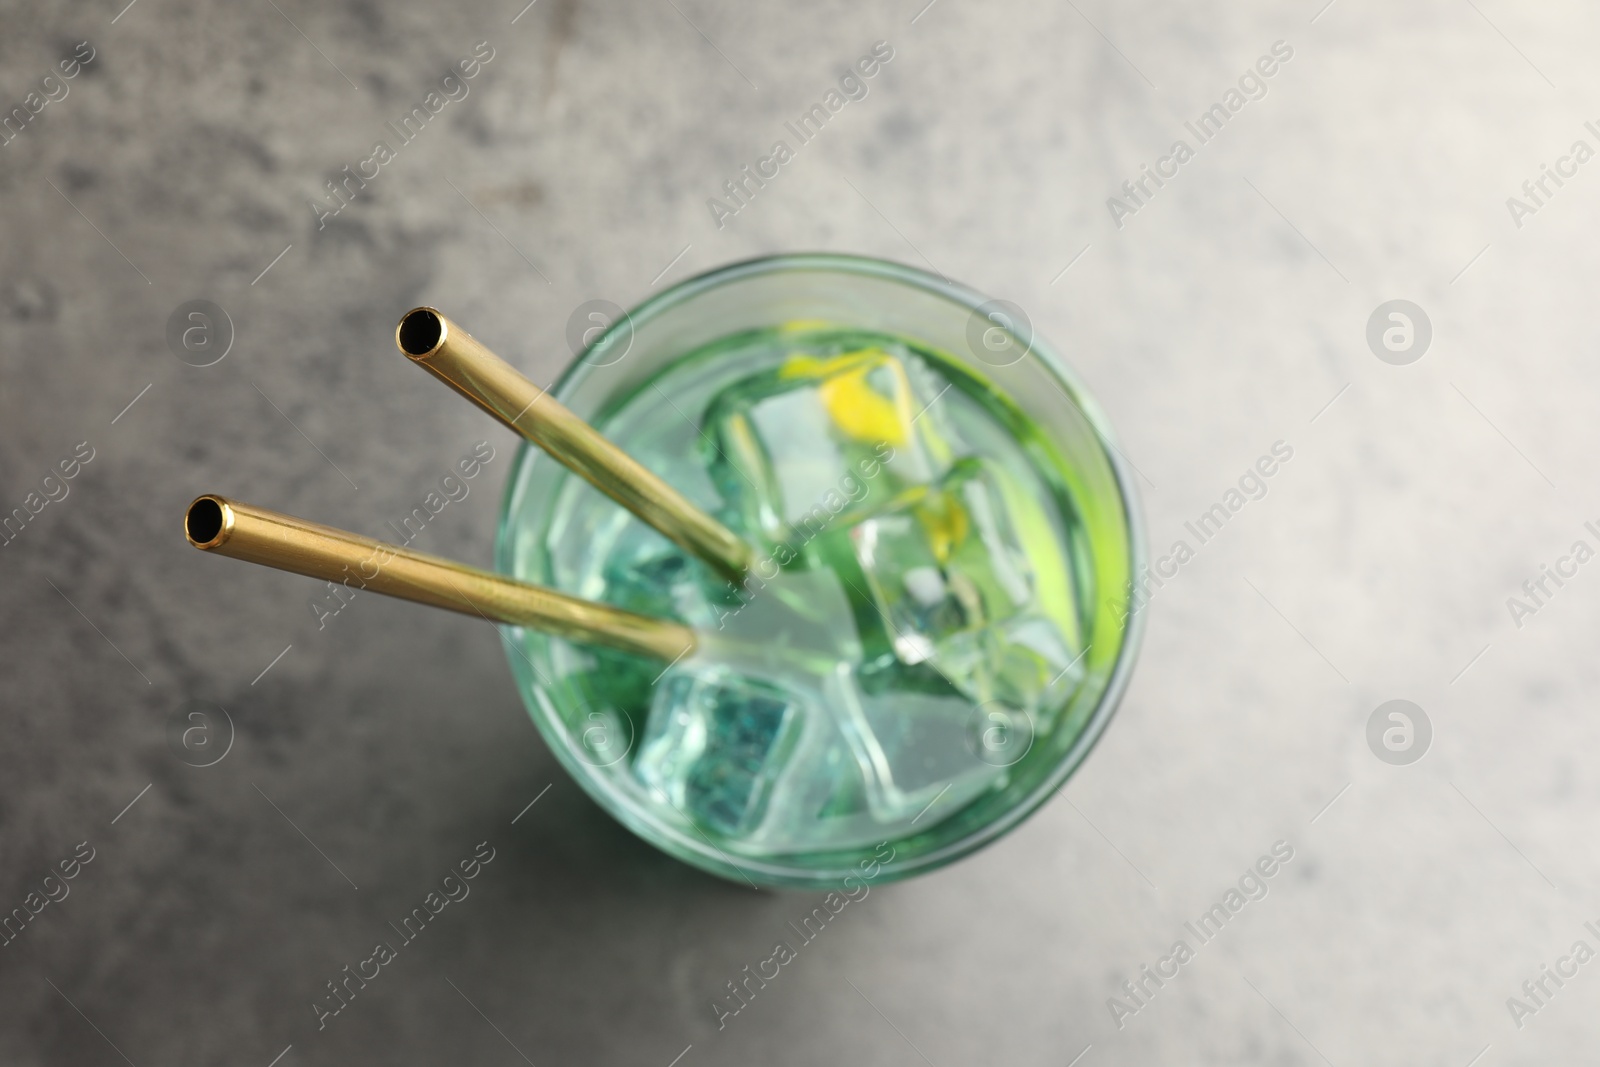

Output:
xmin=628 ymin=570 xmax=872 ymax=848
xmin=633 ymin=666 xmax=804 ymax=837
xmin=991 ymin=614 xmax=1083 ymax=710
xmin=545 ymin=512 xmax=742 ymax=765
xmin=841 ymin=455 xmax=1081 ymax=714
xmin=592 ymin=509 xmax=735 ymax=628
xmin=732 ymin=668 xmax=889 ymax=851
xmin=832 ymin=667 xmax=1010 ymax=823
xmin=703 ymin=345 xmax=959 ymax=546
xmin=640 ymin=656 xmax=1013 ymax=835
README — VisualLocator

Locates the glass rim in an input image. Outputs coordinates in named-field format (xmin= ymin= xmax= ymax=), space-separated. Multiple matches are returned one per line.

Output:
xmin=502 ymin=251 xmax=1148 ymax=886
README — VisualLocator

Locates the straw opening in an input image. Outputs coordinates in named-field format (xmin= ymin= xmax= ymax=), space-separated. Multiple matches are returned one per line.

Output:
xmin=398 ymin=308 xmax=445 ymax=357
xmin=186 ymin=496 xmax=227 ymax=547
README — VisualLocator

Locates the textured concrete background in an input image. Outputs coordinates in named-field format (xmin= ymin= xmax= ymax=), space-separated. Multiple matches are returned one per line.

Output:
xmin=3 ymin=0 xmax=1599 ymax=1063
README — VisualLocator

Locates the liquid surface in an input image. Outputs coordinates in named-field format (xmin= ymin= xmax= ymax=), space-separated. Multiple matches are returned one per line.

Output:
xmin=513 ymin=326 xmax=1092 ymax=856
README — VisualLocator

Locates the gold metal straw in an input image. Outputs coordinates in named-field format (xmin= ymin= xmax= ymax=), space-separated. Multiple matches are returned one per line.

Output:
xmin=184 ymin=495 xmax=696 ymax=662
xmin=395 ymin=307 xmax=754 ymax=585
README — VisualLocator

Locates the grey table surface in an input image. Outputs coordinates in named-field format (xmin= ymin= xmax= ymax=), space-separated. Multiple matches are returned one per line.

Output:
xmin=3 ymin=0 xmax=1598 ymax=1063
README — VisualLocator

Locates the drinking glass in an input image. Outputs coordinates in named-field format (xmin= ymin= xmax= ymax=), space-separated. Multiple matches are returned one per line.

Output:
xmin=497 ymin=253 xmax=1144 ymax=887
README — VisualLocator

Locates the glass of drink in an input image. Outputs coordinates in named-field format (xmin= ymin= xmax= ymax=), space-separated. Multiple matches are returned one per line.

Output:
xmin=498 ymin=254 xmax=1144 ymax=886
